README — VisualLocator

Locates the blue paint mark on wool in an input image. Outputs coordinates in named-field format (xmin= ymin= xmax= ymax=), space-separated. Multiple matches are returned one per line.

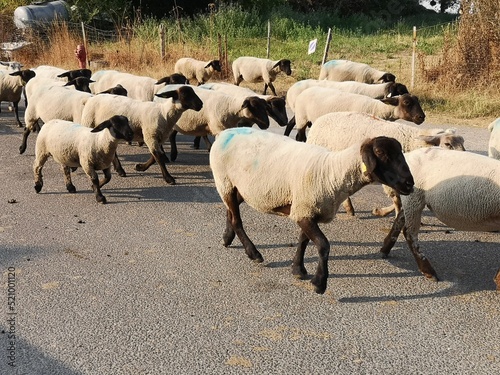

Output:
xmin=324 ymin=60 xmax=346 ymax=68
xmin=220 ymin=127 xmax=253 ymax=150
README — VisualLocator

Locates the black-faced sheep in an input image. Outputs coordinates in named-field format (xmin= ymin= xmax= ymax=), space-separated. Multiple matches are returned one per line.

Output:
xmin=174 ymin=58 xmax=221 ymax=85
xmin=210 ymin=127 xmax=414 ymax=294
xmin=232 ymin=57 xmax=292 ymax=96
xmin=380 ymin=147 xmax=500 ymax=290
xmin=0 ymin=69 xmax=36 ymax=126
xmin=33 ymin=115 xmax=134 ymax=204
xmin=57 ymin=68 xmax=92 ymax=81
xmin=286 ymin=87 xmax=426 ymax=141
xmin=319 ymin=59 xmax=396 ymax=83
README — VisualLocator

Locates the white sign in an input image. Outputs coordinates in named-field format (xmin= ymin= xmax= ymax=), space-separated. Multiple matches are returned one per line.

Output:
xmin=308 ymin=39 xmax=317 ymax=55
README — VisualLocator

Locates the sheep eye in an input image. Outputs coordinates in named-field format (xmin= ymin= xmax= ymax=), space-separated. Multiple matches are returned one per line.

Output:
xmin=403 ymin=100 xmax=410 ymax=106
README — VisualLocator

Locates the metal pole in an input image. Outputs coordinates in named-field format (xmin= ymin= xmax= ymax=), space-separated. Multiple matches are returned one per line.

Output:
xmin=266 ymin=20 xmax=271 ymax=59
xmin=321 ymin=28 xmax=332 ymax=66
xmin=411 ymin=26 xmax=416 ymax=90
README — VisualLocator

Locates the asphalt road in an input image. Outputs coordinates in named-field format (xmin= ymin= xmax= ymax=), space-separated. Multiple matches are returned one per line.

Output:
xmin=0 ymin=101 xmax=499 ymax=375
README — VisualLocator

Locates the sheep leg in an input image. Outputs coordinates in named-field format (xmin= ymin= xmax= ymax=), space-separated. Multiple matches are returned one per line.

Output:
xmin=193 ymin=136 xmax=201 ymax=149
xmin=372 ymin=204 xmax=395 ymax=217
xmin=402 ymin=226 xmax=438 ymax=281
xmin=222 ymin=191 xmax=245 ymax=246
xmin=295 ymin=125 xmax=308 ymax=142
xmin=494 ymin=268 xmax=500 ymax=291
xmin=110 ymin=153 xmax=126 ymax=177
xmin=33 ymin=153 xmax=50 ymax=193
xmin=264 ymin=82 xmax=277 ymax=96
xmin=148 ymin=143 xmax=175 ymax=184
xmin=169 ymin=130 xmax=179 ymax=162
xmin=380 ymin=209 xmax=405 ymax=257
xmin=85 ymin=168 xmax=106 ymax=204
xmin=62 ymin=166 xmax=77 ymax=193
xmin=342 ymin=198 xmax=355 ymax=216
xmin=135 ymin=155 xmax=156 ymax=171
xmin=291 ymin=231 xmax=310 ymax=279
xmin=223 ymin=188 xmax=263 ymax=263
xmin=283 ymin=116 xmax=296 ymax=136
xmin=19 ymin=127 xmax=31 ymax=154
xmin=13 ymin=100 xmax=22 ymax=127
xmin=296 ymin=218 xmax=330 ymax=294
xmin=98 ymin=168 xmax=112 ymax=188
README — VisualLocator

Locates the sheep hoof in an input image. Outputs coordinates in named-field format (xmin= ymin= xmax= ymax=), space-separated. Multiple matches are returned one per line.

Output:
xmin=494 ymin=269 xmax=500 ymax=291
xmin=424 ymin=273 xmax=439 ymax=282
xmin=96 ymin=196 xmax=107 ymax=204
xmin=66 ymin=184 xmax=76 ymax=193
xmin=34 ymin=183 xmax=42 ymax=193
xmin=291 ymin=265 xmax=308 ymax=280
xmin=116 ymin=168 xmax=127 ymax=177
xmin=19 ymin=145 xmax=26 ymax=154
xmin=311 ymin=276 xmax=327 ymax=294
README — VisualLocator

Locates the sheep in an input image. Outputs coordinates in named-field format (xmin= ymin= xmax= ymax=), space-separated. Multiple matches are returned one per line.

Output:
xmin=209 ymin=127 xmax=414 ymax=294
xmin=319 ymin=59 xmax=396 ymax=83
xmin=199 ymin=81 xmax=288 ymax=126
xmin=0 ymin=61 xmax=23 ymax=71
xmin=286 ymin=87 xmax=426 ymax=141
xmin=154 ymin=84 xmax=269 ymax=162
xmin=286 ymin=79 xmax=409 ymax=115
xmin=0 ymin=69 xmax=36 ymax=127
xmin=379 ymin=147 xmax=500 ymax=290
xmin=79 ymin=86 xmax=203 ymax=183
xmin=57 ymin=68 xmax=92 ymax=81
xmin=306 ymin=112 xmax=466 ymax=216
xmin=20 ymin=77 xmax=94 ymax=154
xmin=32 ymin=65 xmax=67 ymax=80
xmin=90 ymin=70 xmax=182 ymax=101
xmin=33 ymin=115 xmax=134 ymax=204
xmin=232 ymin=57 xmax=292 ymax=96
xmin=174 ymin=58 xmax=221 ymax=85
xmin=487 ymin=118 xmax=500 ymax=160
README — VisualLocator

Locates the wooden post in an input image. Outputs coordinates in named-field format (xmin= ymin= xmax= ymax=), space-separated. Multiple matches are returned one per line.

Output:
xmin=321 ymin=28 xmax=332 ymax=67
xmin=159 ymin=24 xmax=165 ymax=60
xmin=266 ymin=20 xmax=271 ymax=59
xmin=81 ymin=22 xmax=89 ymax=67
xmin=411 ymin=26 xmax=417 ymax=90
xmin=224 ymin=34 xmax=229 ymax=80
xmin=218 ymin=33 xmax=223 ymax=79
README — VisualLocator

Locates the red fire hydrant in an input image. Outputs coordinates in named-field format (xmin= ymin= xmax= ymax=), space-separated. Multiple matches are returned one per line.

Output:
xmin=75 ymin=44 xmax=87 ymax=69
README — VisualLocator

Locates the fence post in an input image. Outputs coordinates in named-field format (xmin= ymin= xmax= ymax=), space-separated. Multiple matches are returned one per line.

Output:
xmin=159 ymin=24 xmax=165 ymax=60
xmin=411 ymin=26 xmax=416 ymax=90
xmin=266 ymin=20 xmax=271 ymax=59
xmin=81 ymin=22 xmax=89 ymax=67
xmin=321 ymin=28 xmax=332 ymax=67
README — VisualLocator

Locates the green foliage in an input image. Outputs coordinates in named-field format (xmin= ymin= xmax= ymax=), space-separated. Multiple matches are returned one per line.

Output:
xmin=66 ymin=0 xmax=132 ymax=25
xmin=0 ymin=0 xmax=27 ymax=14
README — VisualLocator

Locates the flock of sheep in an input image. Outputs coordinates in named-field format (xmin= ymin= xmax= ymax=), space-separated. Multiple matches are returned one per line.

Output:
xmin=1 ymin=56 xmax=499 ymax=295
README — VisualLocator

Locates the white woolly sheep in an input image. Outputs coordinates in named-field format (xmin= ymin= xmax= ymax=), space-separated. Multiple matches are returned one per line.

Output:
xmin=487 ymin=118 xmax=500 ymax=160
xmin=32 ymin=65 xmax=67 ymax=80
xmin=90 ymin=70 xmax=180 ymax=101
xmin=286 ymin=79 xmax=409 ymax=115
xmin=200 ymin=81 xmax=288 ymax=126
xmin=319 ymin=59 xmax=396 ymax=83
xmin=154 ymin=84 xmax=269 ymax=162
xmin=0 ymin=69 xmax=36 ymax=126
xmin=306 ymin=112 xmax=466 ymax=216
xmin=80 ymin=86 xmax=203 ymax=183
xmin=232 ymin=56 xmax=292 ymax=96
xmin=210 ymin=127 xmax=414 ymax=294
xmin=174 ymin=58 xmax=221 ymax=85
xmin=33 ymin=115 xmax=134 ymax=204
xmin=380 ymin=147 xmax=500 ymax=290
xmin=20 ymin=77 xmax=94 ymax=154
xmin=287 ymin=87 xmax=426 ymax=141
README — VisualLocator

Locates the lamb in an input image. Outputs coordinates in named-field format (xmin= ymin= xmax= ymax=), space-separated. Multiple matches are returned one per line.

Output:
xmin=20 ymin=77 xmax=95 ymax=154
xmin=174 ymin=58 xmax=221 ymax=85
xmin=210 ymin=127 xmax=414 ymax=294
xmin=90 ymin=70 xmax=182 ymax=101
xmin=154 ymin=84 xmax=269 ymax=162
xmin=0 ymin=69 xmax=36 ymax=126
xmin=79 ymin=86 xmax=203 ymax=183
xmin=379 ymin=147 xmax=500 ymax=290
xmin=306 ymin=112 xmax=466 ymax=216
xmin=286 ymin=79 xmax=409 ymax=115
xmin=286 ymin=87 xmax=426 ymax=141
xmin=33 ymin=115 xmax=134 ymax=204
xmin=487 ymin=118 xmax=500 ymax=160
xmin=319 ymin=59 xmax=396 ymax=83
xmin=232 ymin=56 xmax=292 ymax=96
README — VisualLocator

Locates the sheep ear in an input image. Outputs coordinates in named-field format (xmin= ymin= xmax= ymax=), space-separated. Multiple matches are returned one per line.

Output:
xmin=155 ymin=76 xmax=169 ymax=85
xmin=360 ymin=139 xmax=378 ymax=176
xmin=272 ymin=61 xmax=281 ymax=69
xmin=9 ymin=71 xmax=22 ymax=77
xmin=241 ymin=99 xmax=250 ymax=109
xmin=204 ymin=62 xmax=213 ymax=68
xmin=64 ymin=79 xmax=76 ymax=87
xmin=418 ymin=135 xmax=441 ymax=146
xmin=91 ymin=120 xmax=111 ymax=133
xmin=155 ymin=90 xmax=179 ymax=100
xmin=380 ymin=97 xmax=399 ymax=106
